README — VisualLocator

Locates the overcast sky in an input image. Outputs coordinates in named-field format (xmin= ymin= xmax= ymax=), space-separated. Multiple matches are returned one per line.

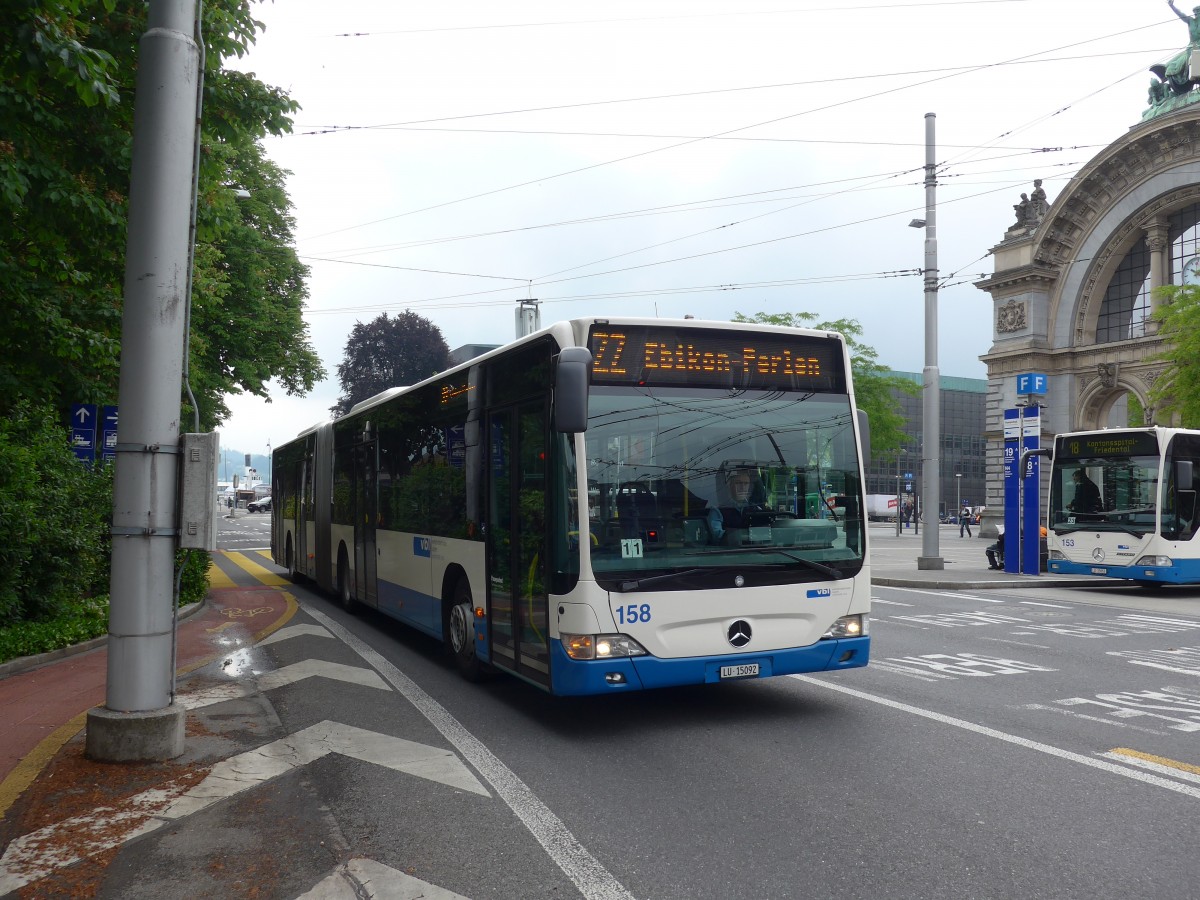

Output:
xmin=219 ymin=0 xmax=1186 ymax=456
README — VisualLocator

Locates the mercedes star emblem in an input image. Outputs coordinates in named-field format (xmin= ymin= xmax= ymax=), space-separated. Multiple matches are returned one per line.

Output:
xmin=727 ymin=620 xmax=752 ymax=648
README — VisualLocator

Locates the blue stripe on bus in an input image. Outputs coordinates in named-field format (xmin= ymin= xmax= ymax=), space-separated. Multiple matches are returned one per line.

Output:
xmin=547 ymin=636 xmax=870 ymax=695
xmin=1048 ymin=557 xmax=1200 ymax=584
xmin=377 ymin=580 xmax=441 ymax=637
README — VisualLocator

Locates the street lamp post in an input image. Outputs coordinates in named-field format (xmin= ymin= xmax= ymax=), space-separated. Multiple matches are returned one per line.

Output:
xmin=956 ymin=473 xmax=962 ymax=520
xmin=909 ymin=111 xmax=942 ymax=569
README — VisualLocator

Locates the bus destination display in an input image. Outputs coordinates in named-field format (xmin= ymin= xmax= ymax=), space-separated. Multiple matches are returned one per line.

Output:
xmin=588 ymin=325 xmax=845 ymax=391
xmin=1055 ymin=431 xmax=1160 ymax=460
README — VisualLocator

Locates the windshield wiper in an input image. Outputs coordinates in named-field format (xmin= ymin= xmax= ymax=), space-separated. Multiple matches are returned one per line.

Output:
xmin=1053 ymin=521 xmax=1147 ymax=539
xmin=617 ymin=567 xmax=727 ymax=592
xmin=704 ymin=546 xmax=845 ymax=580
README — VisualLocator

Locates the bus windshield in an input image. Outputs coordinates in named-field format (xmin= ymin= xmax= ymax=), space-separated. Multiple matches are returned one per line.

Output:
xmin=583 ymin=385 xmax=865 ymax=589
xmin=1049 ymin=455 xmax=1160 ymax=535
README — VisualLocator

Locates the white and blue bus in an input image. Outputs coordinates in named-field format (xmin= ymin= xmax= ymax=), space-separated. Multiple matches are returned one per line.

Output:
xmin=272 ymin=317 xmax=871 ymax=694
xmin=1047 ymin=426 xmax=1200 ymax=585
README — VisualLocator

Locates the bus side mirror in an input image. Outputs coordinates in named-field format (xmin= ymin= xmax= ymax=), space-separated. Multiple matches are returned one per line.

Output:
xmin=554 ymin=347 xmax=591 ymax=433
xmin=856 ymin=408 xmax=870 ymax=462
xmin=1176 ymin=459 xmax=1194 ymax=491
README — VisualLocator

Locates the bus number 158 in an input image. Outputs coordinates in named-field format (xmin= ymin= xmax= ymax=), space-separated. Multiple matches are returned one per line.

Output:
xmin=617 ymin=604 xmax=652 ymax=625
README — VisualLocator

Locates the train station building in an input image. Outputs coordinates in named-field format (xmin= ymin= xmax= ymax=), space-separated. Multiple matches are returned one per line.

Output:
xmin=974 ymin=89 xmax=1200 ymax=534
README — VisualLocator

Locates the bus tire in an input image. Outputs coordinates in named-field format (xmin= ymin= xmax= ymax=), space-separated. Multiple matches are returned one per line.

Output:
xmin=337 ymin=547 xmax=356 ymax=613
xmin=446 ymin=579 xmax=484 ymax=681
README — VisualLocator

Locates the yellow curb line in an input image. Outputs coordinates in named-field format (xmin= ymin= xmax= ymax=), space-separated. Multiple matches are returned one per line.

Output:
xmin=0 ymin=712 xmax=88 ymax=821
xmin=1109 ymin=746 xmax=1200 ymax=777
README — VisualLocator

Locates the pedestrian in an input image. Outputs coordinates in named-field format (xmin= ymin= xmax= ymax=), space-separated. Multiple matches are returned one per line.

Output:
xmin=960 ymin=505 xmax=973 ymax=538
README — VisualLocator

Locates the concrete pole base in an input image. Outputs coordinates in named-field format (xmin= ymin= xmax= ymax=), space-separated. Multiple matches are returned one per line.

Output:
xmin=916 ymin=556 xmax=945 ymax=570
xmin=86 ymin=703 xmax=185 ymax=762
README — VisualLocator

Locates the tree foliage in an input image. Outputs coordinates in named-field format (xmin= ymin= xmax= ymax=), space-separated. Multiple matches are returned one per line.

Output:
xmin=0 ymin=403 xmax=113 ymax=624
xmin=333 ymin=311 xmax=451 ymax=416
xmin=732 ymin=311 xmax=918 ymax=459
xmin=0 ymin=0 xmax=325 ymax=429
xmin=1150 ymin=285 xmax=1200 ymax=426
xmin=0 ymin=1 xmax=324 ymax=631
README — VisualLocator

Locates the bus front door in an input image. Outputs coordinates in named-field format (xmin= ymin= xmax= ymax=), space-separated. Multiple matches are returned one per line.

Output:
xmin=353 ymin=439 xmax=378 ymax=607
xmin=486 ymin=403 xmax=550 ymax=686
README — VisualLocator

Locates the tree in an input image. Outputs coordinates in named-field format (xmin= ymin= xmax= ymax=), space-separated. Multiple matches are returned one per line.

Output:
xmin=332 ymin=311 xmax=451 ymax=416
xmin=1150 ymin=285 xmax=1200 ymax=426
xmin=732 ymin=311 xmax=918 ymax=459
xmin=0 ymin=0 xmax=325 ymax=429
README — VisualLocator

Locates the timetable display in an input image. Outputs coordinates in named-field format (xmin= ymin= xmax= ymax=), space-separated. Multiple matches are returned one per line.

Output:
xmin=587 ymin=325 xmax=846 ymax=391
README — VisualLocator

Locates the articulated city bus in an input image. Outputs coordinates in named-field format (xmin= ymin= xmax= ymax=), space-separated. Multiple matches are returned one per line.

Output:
xmin=272 ymin=317 xmax=871 ymax=694
xmin=1047 ymin=426 xmax=1200 ymax=585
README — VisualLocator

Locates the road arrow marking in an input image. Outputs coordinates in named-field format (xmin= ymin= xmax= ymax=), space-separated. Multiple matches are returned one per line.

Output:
xmin=258 ymin=624 xmax=332 ymax=647
xmin=0 ymin=722 xmax=489 ymax=894
xmin=256 ymin=659 xmax=390 ymax=692
xmin=178 ymin=659 xmax=390 ymax=711
xmin=297 ymin=857 xmax=472 ymax=899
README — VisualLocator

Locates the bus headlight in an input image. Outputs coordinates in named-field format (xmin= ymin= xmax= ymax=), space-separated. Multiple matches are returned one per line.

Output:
xmin=821 ymin=614 xmax=868 ymax=640
xmin=1048 ymin=549 xmax=1066 ymax=560
xmin=562 ymin=633 xmax=648 ymax=660
xmin=1135 ymin=555 xmax=1173 ymax=566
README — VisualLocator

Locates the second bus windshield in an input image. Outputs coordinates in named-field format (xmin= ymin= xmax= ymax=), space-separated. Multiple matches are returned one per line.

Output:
xmin=583 ymin=385 xmax=864 ymax=587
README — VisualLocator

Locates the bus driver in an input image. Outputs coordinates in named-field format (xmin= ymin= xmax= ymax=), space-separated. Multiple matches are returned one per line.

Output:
xmin=708 ymin=469 xmax=766 ymax=544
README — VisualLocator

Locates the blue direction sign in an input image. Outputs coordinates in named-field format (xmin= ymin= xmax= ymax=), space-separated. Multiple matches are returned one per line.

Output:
xmin=70 ymin=403 xmax=97 ymax=464
xmin=1016 ymin=372 xmax=1048 ymax=395
xmin=100 ymin=405 xmax=119 ymax=463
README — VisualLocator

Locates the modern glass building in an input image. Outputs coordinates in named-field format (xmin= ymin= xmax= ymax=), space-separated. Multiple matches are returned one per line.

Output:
xmin=864 ymin=371 xmax=988 ymax=521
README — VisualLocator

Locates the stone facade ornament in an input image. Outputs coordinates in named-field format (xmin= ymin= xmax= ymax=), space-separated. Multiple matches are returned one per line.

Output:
xmin=996 ymin=299 xmax=1027 ymax=333
xmin=1097 ymin=362 xmax=1119 ymax=387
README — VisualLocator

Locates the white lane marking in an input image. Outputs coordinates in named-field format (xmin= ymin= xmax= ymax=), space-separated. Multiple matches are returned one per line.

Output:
xmin=305 ymin=605 xmax=636 ymax=900
xmin=1019 ymin=601 xmax=1072 ymax=609
xmin=0 ymin=723 xmax=487 ymax=895
xmin=884 ymin=587 xmax=1004 ymax=603
xmin=258 ymin=624 xmax=333 ymax=647
xmin=870 ymin=598 xmax=913 ymax=607
xmin=298 ymin=858 xmax=472 ymax=899
xmin=978 ymin=637 xmax=1053 ymax=650
xmin=791 ymin=675 xmax=1200 ymax=800
xmin=1023 ymin=703 xmax=1168 ymax=736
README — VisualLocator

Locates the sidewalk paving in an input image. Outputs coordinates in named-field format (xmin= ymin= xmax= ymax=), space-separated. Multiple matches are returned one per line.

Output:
xmin=0 ymin=530 xmax=1088 ymax=895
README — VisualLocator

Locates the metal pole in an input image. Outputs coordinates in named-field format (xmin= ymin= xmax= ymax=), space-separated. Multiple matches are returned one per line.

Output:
xmin=895 ymin=471 xmax=901 ymax=537
xmin=88 ymin=0 xmax=199 ymax=761
xmin=918 ymin=112 xmax=943 ymax=569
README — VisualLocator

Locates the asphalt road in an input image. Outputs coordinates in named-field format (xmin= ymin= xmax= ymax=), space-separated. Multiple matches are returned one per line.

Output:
xmin=205 ymin=513 xmax=1200 ymax=899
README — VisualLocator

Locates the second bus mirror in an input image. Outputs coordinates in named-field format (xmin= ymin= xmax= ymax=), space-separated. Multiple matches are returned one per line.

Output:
xmin=554 ymin=347 xmax=592 ymax=433
xmin=1177 ymin=458 xmax=1194 ymax=491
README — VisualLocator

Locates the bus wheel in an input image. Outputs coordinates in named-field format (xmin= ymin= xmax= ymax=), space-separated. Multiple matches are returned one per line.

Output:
xmin=447 ymin=580 xmax=483 ymax=681
xmin=337 ymin=549 xmax=356 ymax=612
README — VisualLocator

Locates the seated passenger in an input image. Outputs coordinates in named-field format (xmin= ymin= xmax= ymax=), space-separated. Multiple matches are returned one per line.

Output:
xmin=985 ymin=524 xmax=1005 ymax=570
xmin=708 ymin=469 xmax=766 ymax=544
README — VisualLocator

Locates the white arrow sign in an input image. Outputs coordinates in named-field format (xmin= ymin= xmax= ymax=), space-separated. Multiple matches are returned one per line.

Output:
xmin=0 ymin=722 xmax=489 ymax=894
xmin=298 ymin=857 xmax=472 ymax=900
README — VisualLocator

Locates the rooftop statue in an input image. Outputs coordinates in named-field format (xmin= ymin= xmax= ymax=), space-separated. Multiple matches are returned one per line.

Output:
xmin=1146 ymin=1 xmax=1200 ymax=118
xmin=1008 ymin=180 xmax=1049 ymax=232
